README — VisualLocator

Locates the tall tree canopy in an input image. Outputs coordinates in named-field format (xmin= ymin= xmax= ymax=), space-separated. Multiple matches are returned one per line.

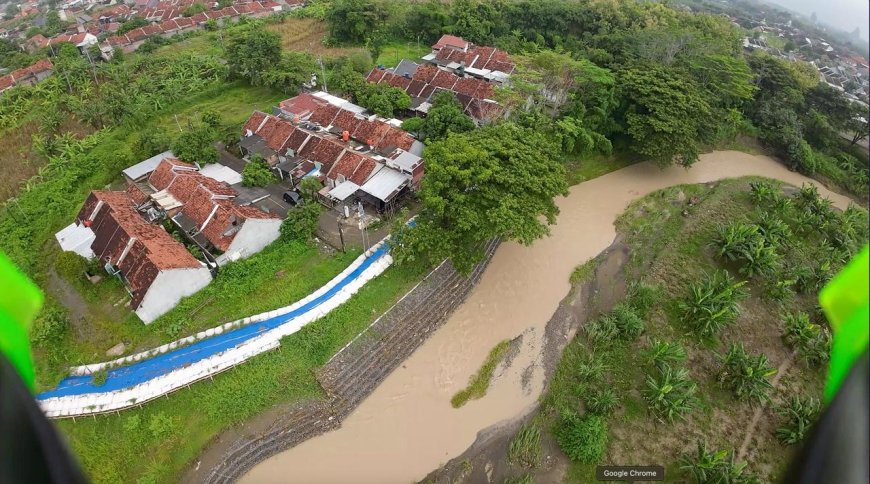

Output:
xmin=404 ymin=91 xmax=474 ymax=142
xmin=618 ymin=65 xmax=712 ymax=167
xmin=326 ymin=0 xmax=388 ymax=44
xmin=394 ymin=122 xmax=568 ymax=273
xmin=226 ymin=24 xmax=281 ymax=86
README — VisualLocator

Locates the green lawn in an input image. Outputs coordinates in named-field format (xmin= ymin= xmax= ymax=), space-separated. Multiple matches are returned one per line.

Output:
xmin=375 ymin=40 xmax=431 ymax=68
xmin=151 ymin=81 xmax=287 ymax=133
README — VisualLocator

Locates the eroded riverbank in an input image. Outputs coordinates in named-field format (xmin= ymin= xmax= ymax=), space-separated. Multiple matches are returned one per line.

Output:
xmin=240 ymin=151 xmax=853 ymax=484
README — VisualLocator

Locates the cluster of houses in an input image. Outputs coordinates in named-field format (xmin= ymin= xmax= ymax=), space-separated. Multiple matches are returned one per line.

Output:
xmin=56 ymin=152 xmax=282 ymax=323
xmin=366 ymin=34 xmax=515 ymax=121
xmin=241 ymin=91 xmax=425 ymax=214
xmin=731 ymin=13 xmax=870 ymax=105
xmin=0 ymin=58 xmax=52 ymax=94
xmin=52 ymin=33 xmax=514 ymax=325
xmin=2 ymin=0 xmax=296 ymax=57
xmin=105 ymin=0 xmax=287 ymax=51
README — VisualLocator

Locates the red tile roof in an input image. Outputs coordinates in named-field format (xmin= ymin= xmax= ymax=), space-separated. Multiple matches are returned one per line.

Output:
xmin=349 ymin=157 xmax=377 ymax=185
xmin=77 ymin=191 xmax=201 ymax=308
xmin=431 ymin=69 xmax=459 ymax=90
xmin=279 ymin=92 xmax=328 ymax=119
xmin=412 ymin=64 xmax=439 ymax=84
xmin=328 ymin=150 xmax=363 ymax=182
xmin=0 ymin=58 xmax=53 ymax=92
xmin=242 ymin=111 xmax=267 ymax=134
xmin=432 ymin=34 xmax=469 ymax=51
xmin=309 ymin=103 xmax=340 ymax=127
xmin=367 ymin=68 xmax=387 ymax=83
xmin=148 ymin=158 xmax=197 ymax=191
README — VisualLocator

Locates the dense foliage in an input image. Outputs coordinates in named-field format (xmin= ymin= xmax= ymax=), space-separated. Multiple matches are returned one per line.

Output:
xmin=241 ymin=157 xmax=275 ymax=187
xmin=393 ymin=122 xmax=568 ymax=273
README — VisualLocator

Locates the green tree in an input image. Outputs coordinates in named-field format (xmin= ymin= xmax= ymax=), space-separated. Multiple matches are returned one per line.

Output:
xmin=242 ymin=156 xmax=274 ymax=187
xmin=406 ymin=0 xmax=448 ymax=43
xmin=226 ymin=24 xmax=282 ymax=86
xmin=618 ymin=65 xmax=712 ymax=167
xmin=414 ymin=91 xmax=474 ymax=142
xmin=171 ymin=125 xmax=219 ymax=164
xmin=325 ymin=0 xmax=387 ymax=44
xmin=355 ymin=82 xmax=411 ymax=117
xmin=280 ymin=203 xmax=322 ymax=242
xmin=262 ymin=51 xmax=317 ymax=94
xmin=117 ymin=16 xmax=149 ymax=35
xmin=393 ymin=123 xmax=568 ymax=273
xmin=4 ymin=3 xmax=19 ymax=20
xmin=183 ymin=3 xmax=207 ymax=17
xmin=133 ymin=128 xmax=172 ymax=160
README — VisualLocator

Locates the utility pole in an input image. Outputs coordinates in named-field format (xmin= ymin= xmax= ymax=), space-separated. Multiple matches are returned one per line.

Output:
xmin=318 ymin=56 xmax=328 ymax=93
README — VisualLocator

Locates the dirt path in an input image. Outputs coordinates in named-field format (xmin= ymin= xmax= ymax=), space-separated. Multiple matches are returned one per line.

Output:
xmin=240 ymin=151 xmax=853 ymax=484
xmin=737 ymin=349 xmax=800 ymax=461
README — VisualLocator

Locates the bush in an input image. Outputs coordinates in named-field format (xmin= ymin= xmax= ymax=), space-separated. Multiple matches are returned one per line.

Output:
xmin=680 ymin=441 xmax=760 ymax=484
xmin=776 ymin=395 xmax=820 ymax=445
xmin=555 ymin=413 xmax=608 ymax=463
xmin=748 ymin=181 xmax=779 ymax=204
xmin=508 ymin=424 xmax=541 ymax=469
xmin=30 ymin=305 xmax=70 ymax=346
xmin=713 ymin=222 xmax=780 ymax=277
xmin=611 ymin=303 xmax=644 ymax=341
xmin=644 ymin=339 xmax=687 ymax=371
xmin=575 ymin=355 xmax=608 ymax=381
xmin=585 ymin=314 xmax=619 ymax=345
xmin=718 ymin=343 xmax=776 ymax=404
xmin=627 ymin=281 xmax=659 ymax=317
xmin=585 ymin=389 xmax=619 ymax=416
xmin=679 ymin=270 xmax=748 ymax=337
xmin=782 ymin=312 xmax=831 ymax=367
xmin=643 ymin=365 xmax=698 ymax=422
xmin=280 ymin=203 xmax=322 ymax=242
xmin=241 ymin=158 xmax=275 ymax=187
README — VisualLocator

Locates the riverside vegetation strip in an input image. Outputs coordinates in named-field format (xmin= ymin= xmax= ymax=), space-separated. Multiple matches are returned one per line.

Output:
xmin=451 ymin=339 xmax=512 ymax=408
xmin=538 ymin=178 xmax=867 ymax=483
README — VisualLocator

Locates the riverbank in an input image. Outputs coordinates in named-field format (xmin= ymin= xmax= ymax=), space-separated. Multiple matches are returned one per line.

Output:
xmin=237 ymin=151 xmax=852 ymax=484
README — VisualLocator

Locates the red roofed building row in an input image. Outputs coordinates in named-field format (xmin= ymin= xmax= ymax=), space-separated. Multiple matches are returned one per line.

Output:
xmin=146 ymin=157 xmax=281 ymax=261
xmin=0 ymin=59 xmax=53 ymax=95
xmin=105 ymin=0 xmax=289 ymax=50
xmin=365 ymin=63 xmax=504 ymax=122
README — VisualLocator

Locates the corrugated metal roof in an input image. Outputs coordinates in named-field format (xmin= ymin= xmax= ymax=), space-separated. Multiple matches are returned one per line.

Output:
xmin=328 ymin=180 xmax=361 ymax=201
xmin=122 ymin=151 xmax=174 ymax=181
xmin=199 ymin=164 xmax=242 ymax=185
xmin=389 ymin=150 xmax=422 ymax=172
xmin=359 ymin=167 xmax=409 ymax=202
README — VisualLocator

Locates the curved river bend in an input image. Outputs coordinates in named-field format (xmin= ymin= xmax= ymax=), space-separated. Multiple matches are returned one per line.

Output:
xmin=242 ymin=151 xmax=852 ymax=484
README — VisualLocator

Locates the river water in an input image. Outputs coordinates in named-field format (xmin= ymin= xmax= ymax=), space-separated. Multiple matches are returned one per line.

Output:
xmin=242 ymin=151 xmax=852 ymax=484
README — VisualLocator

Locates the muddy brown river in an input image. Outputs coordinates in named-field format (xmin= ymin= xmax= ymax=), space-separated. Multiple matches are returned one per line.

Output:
xmin=242 ymin=151 xmax=852 ymax=484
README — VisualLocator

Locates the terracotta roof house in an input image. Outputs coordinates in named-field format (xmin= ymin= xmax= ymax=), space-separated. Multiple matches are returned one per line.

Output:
xmin=0 ymin=58 xmax=54 ymax=94
xmin=146 ymin=158 xmax=281 ymax=265
xmin=432 ymin=34 xmax=469 ymax=51
xmin=55 ymin=191 xmax=212 ymax=324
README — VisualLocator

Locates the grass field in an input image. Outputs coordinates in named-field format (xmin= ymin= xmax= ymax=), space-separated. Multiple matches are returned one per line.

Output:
xmin=266 ymin=17 xmax=366 ymax=57
xmin=151 ymin=81 xmax=287 ymax=133
xmin=375 ymin=40 xmax=431 ymax=68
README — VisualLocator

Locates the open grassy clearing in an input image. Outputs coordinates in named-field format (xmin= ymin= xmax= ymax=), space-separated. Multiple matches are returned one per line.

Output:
xmin=265 ymin=17 xmax=365 ymax=57
xmin=451 ymin=339 xmax=511 ymax=408
xmin=58 ymin=261 xmax=426 ymax=483
xmin=0 ymin=117 xmax=94 ymax=201
xmin=375 ymin=40 xmax=431 ymax=67
xmin=534 ymin=177 xmax=868 ymax=483
xmin=150 ymin=81 xmax=286 ymax=133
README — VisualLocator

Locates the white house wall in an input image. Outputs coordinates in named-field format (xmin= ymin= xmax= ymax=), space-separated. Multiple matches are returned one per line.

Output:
xmin=135 ymin=267 xmax=213 ymax=324
xmin=216 ymin=218 xmax=281 ymax=266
